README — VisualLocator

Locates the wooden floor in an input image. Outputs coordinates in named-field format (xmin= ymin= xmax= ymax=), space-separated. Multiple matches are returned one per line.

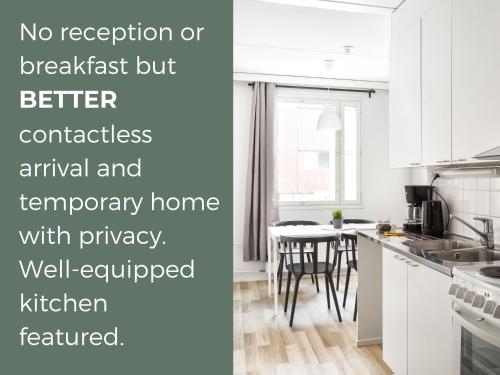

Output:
xmin=233 ymin=275 xmax=391 ymax=375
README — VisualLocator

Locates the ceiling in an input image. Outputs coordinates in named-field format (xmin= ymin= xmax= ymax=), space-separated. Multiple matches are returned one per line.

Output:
xmin=254 ymin=0 xmax=406 ymax=15
xmin=234 ymin=0 xmax=392 ymax=82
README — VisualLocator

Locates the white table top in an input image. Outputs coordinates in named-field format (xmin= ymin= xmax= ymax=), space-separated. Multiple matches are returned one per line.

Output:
xmin=268 ymin=223 xmax=377 ymax=239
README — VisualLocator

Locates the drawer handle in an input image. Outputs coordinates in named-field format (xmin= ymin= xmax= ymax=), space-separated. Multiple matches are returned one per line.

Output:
xmin=409 ymin=162 xmax=421 ymax=166
xmin=406 ymin=260 xmax=419 ymax=267
xmin=436 ymin=160 xmax=450 ymax=163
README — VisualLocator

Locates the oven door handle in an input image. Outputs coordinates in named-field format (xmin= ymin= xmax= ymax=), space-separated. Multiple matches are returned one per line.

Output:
xmin=452 ymin=308 xmax=500 ymax=348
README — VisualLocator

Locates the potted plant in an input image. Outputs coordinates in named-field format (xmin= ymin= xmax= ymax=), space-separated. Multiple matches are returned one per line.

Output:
xmin=332 ymin=209 xmax=344 ymax=229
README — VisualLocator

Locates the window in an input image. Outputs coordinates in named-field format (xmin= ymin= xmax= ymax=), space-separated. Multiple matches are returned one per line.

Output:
xmin=298 ymin=151 xmax=330 ymax=170
xmin=276 ymin=90 xmax=361 ymax=206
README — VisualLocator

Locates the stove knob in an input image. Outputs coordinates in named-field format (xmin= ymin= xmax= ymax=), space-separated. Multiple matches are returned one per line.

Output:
xmin=494 ymin=305 xmax=500 ymax=319
xmin=472 ymin=295 xmax=485 ymax=308
xmin=449 ymin=284 xmax=460 ymax=295
xmin=483 ymin=300 xmax=497 ymax=315
xmin=464 ymin=290 xmax=476 ymax=304
xmin=456 ymin=287 xmax=467 ymax=300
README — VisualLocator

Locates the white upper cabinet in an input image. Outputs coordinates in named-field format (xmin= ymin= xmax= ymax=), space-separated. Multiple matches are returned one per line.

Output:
xmin=452 ymin=0 xmax=500 ymax=162
xmin=389 ymin=20 xmax=422 ymax=168
xmin=390 ymin=0 xmax=500 ymax=168
xmin=421 ymin=0 xmax=452 ymax=166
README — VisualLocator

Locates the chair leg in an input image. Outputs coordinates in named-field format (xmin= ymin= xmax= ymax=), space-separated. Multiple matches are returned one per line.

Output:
xmin=284 ymin=271 xmax=292 ymax=312
xmin=314 ymin=274 xmax=320 ymax=293
xmin=325 ymin=274 xmax=331 ymax=309
xmin=306 ymin=254 xmax=315 ymax=284
xmin=278 ymin=254 xmax=285 ymax=295
xmin=289 ymin=275 xmax=302 ymax=327
xmin=327 ymin=274 xmax=342 ymax=322
xmin=336 ymin=251 xmax=343 ymax=291
xmin=353 ymin=292 xmax=358 ymax=322
xmin=343 ymin=266 xmax=351 ymax=308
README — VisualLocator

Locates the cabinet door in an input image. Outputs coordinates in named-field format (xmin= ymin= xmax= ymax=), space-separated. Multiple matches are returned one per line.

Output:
xmin=389 ymin=20 xmax=422 ymax=168
xmin=407 ymin=261 xmax=452 ymax=375
xmin=382 ymin=248 xmax=408 ymax=375
xmin=452 ymin=0 xmax=500 ymax=162
xmin=421 ymin=0 xmax=452 ymax=166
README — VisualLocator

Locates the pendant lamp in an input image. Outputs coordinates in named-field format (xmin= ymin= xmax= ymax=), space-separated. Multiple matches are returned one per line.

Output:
xmin=317 ymin=59 xmax=342 ymax=131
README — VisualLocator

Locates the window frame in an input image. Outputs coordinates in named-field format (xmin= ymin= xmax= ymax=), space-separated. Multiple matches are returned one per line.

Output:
xmin=276 ymin=89 xmax=363 ymax=209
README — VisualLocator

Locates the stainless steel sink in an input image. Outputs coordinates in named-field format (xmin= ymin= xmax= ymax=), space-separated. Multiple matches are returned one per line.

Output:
xmin=402 ymin=237 xmax=500 ymax=269
xmin=403 ymin=239 xmax=476 ymax=251
xmin=426 ymin=248 xmax=500 ymax=264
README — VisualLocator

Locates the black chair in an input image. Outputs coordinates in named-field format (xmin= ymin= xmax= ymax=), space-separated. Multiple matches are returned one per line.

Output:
xmin=332 ymin=219 xmax=374 ymax=291
xmin=341 ymin=233 xmax=358 ymax=321
xmin=281 ymin=235 xmax=342 ymax=326
xmin=274 ymin=221 xmax=321 ymax=295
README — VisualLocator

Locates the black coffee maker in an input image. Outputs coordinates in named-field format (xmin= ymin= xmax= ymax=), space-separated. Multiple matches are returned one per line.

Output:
xmin=421 ymin=200 xmax=444 ymax=236
xmin=403 ymin=185 xmax=433 ymax=233
xmin=403 ymin=185 xmax=444 ymax=236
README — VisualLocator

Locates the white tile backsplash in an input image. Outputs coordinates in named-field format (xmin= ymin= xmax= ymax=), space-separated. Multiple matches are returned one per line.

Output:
xmin=490 ymin=191 xmax=500 ymax=217
xmin=493 ymin=220 xmax=500 ymax=245
xmin=434 ymin=176 xmax=500 ymax=242
xmin=447 ymin=189 xmax=464 ymax=213
xmin=462 ymin=213 xmax=478 ymax=240
xmin=463 ymin=177 xmax=476 ymax=190
xmin=477 ymin=177 xmax=490 ymax=191
xmin=491 ymin=178 xmax=500 ymax=192
xmin=463 ymin=190 xmax=476 ymax=214
xmin=452 ymin=178 xmax=464 ymax=190
xmin=477 ymin=190 xmax=490 ymax=216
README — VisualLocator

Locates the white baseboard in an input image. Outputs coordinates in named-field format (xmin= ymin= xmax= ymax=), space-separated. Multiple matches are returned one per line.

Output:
xmin=356 ymin=338 xmax=382 ymax=347
xmin=233 ymin=271 xmax=268 ymax=282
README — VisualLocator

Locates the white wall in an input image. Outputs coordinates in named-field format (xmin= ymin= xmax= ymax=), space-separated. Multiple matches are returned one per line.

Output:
xmin=233 ymin=80 xmax=411 ymax=275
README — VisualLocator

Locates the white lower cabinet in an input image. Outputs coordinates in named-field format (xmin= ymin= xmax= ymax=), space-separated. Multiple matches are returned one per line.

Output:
xmin=407 ymin=261 xmax=453 ymax=375
xmin=382 ymin=247 xmax=452 ymax=375
xmin=383 ymin=249 xmax=408 ymax=375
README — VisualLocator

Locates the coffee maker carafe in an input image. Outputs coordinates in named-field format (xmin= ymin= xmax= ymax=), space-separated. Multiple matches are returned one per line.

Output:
xmin=403 ymin=185 xmax=433 ymax=233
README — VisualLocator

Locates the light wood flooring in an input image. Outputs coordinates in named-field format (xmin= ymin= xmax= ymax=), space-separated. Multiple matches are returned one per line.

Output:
xmin=233 ymin=275 xmax=391 ymax=375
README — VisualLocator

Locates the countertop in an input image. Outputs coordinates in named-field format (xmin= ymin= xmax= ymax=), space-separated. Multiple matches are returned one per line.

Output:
xmin=355 ymin=229 xmax=454 ymax=276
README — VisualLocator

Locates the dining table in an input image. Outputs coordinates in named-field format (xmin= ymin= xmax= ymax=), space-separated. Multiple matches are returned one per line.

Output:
xmin=266 ymin=223 xmax=377 ymax=315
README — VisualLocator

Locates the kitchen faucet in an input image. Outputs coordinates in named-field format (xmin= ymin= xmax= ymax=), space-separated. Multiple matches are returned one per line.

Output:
xmin=449 ymin=214 xmax=495 ymax=249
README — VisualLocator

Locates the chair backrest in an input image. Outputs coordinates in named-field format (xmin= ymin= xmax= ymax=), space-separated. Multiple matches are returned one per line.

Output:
xmin=274 ymin=220 xmax=320 ymax=227
xmin=274 ymin=221 xmax=320 ymax=249
xmin=341 ymin=233 xmax=358 ymax=269
xmin=280 ymin=235 xmax=340 ymax=274
xmin=342 ymin=219 xmax=375 ymax=224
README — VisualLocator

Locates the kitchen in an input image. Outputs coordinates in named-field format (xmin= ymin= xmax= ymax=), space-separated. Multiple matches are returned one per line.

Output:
xmin=233 ymin=0 xmax=500 ymax=374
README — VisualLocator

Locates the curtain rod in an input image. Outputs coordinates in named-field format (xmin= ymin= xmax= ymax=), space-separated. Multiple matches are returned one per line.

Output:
xmin=247 ymin=82 xmax=376 ymax=98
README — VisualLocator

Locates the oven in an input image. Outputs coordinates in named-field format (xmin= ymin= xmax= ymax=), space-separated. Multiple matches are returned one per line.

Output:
xmin=452 ymin=306 xmax=500 ymax=374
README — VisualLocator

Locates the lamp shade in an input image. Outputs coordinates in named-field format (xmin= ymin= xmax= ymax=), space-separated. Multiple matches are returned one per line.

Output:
xmin=317 ymin=105 xmax=342 ymax=131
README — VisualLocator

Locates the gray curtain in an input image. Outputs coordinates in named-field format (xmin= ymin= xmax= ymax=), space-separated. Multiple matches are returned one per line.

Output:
xmin=243 ymin=82 xmax=279 ymax=262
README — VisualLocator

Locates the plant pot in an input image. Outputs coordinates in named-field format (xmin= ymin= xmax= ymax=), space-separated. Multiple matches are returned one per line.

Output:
xmin=332 ymin=218 xmax=343 ymax=229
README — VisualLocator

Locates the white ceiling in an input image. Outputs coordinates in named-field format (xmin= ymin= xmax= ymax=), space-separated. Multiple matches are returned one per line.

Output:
xmin=255 ymin=0 xmax=405 ymax=15
xmin=234 ymin=0 xmax=392 ymax=82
